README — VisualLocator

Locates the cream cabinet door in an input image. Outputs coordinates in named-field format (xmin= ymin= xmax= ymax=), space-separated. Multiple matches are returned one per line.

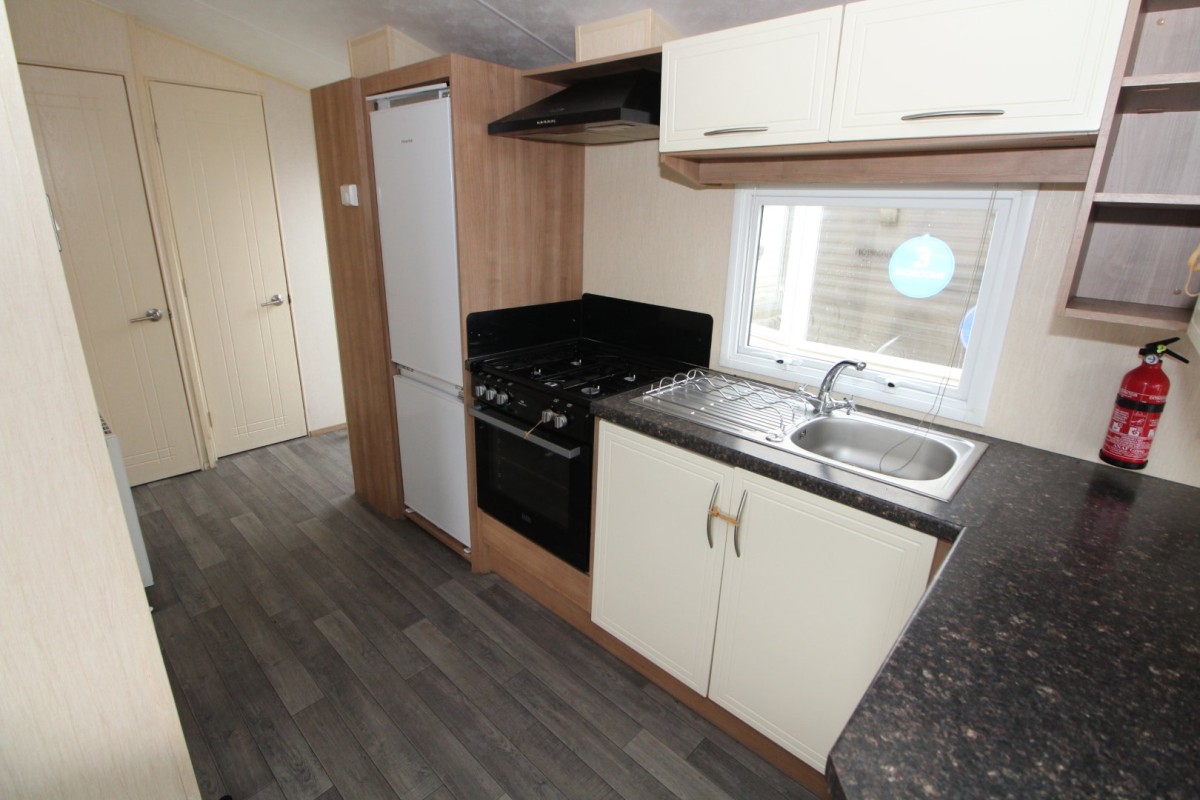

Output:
xmin=708 ymin=469 xmax=935 ymax=773
xmin=151 ymin=82 xmax=307 ymax=456
xmin=659 ymin=7 xmax=843 ymax=152
xmin=592 ymin=422 xmax=731 ymax=694
xmin=22 ymin=66 xmax=201 ymax=485
xmin=829 ymin=0 xmax=1128 ymax=141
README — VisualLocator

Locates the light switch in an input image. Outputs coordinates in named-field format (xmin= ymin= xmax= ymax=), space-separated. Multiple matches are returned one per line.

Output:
xmin=339 ymin=184 xmax=359 ymax=206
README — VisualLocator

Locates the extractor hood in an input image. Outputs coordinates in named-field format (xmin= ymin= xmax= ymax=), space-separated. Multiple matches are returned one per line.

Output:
xmin=488 ymin=70 xmax=660 ymax=145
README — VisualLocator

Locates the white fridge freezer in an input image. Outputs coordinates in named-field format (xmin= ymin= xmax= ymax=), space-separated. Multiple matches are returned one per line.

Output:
xmin=371 ymin=87 xmax=463 ymax=386
xmin=371 ymin=86 xmax=471 ymax=548
xmin=392 ymin=372 xmax=471 ymax=547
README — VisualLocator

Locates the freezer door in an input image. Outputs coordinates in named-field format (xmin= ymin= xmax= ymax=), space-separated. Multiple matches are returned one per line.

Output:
xmin=371 ymin=95 xmax=463 ymax=386
xmin=393 ymin=374 xmax=471 ymax=548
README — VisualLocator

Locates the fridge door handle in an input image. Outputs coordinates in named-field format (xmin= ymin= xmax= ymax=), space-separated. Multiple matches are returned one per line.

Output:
xmin=469 ymin=407 xmax=581 ymax=459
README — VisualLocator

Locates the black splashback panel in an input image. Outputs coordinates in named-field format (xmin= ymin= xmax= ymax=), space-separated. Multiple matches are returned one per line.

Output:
xmin=466 ymin=300 xmax=580 ymax=359
xmin=582 ymin=294 xmax=712 ymax=368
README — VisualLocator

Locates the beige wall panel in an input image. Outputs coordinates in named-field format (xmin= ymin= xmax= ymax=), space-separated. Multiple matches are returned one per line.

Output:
xmin=388 ymin=26 xmax=437 ymax=68
xmin=987 ymin=187 xmax=1198 ymax=484
xmin=263 ymin=75 xmax=344 ymax=431
xmin=0 ymin=2 xmax=199 ymax=795
xmin=6 ymin=0 xmax=132 ymax=73
xmin=583 ymin=140 xmax=733 ymax=345
xmin=348 ymin=28 xmax=390 ymax=77
xmin=130 ymin=22 xmax=260 ymax=93
xmin=582 ymin=145 xmax=1199 ymax=487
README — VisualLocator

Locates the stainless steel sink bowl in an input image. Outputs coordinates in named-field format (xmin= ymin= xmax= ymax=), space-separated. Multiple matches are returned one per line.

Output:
xmin=780 ymin=412 xmax=986 ymax=501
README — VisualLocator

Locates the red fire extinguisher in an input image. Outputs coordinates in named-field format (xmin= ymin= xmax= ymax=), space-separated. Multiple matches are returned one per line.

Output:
xmin=1099 ymin=337 xmax=1189 ymax=470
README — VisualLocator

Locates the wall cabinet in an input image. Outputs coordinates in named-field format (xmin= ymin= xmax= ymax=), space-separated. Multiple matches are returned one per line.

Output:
xmin=661 ymin=0 xmax=1126 ymax=157
xmin=1060 ymin=0 xmax=1200 ymax=329
xmin=830 ymin=0 xmax=1127 ymax=141
xmin=591 ymin=422 xmax=935 ymax=772
xmin=659 ymin=8 xmax=842 ymax=152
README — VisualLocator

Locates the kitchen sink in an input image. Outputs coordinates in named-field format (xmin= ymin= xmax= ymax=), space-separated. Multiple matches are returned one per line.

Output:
xmin=781 ymin=411 xmax=986 ymax=500
xmin=633 ymin=370 xmax=986 ymax=501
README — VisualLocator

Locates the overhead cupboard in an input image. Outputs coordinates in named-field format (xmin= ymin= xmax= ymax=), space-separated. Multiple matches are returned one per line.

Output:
xmin=660 ymin=0 xmax=1129 ymax=152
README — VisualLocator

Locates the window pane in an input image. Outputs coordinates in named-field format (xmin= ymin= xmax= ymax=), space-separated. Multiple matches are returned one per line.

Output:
xmin=748 ymin=203 xmax=995 ymax=385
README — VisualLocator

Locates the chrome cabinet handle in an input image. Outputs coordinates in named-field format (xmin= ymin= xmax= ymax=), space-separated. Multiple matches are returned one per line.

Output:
xmin=732 ymin=490 xmax=748 ymax=558
xmin=705 ymin=482 xmax=719 ymax=549
xmin=261 ymin=293 xmax=285 ymax=307
xmin=900 ymin=109 xmax=1004 ymax=121
xmin=129 ymin=308 xmax=163 ymax=323
xmin=704 ymin=126 xmax=768 ymax=136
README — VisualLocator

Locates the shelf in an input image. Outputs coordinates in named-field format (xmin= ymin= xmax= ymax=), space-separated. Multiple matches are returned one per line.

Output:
xmin=660 ymin=141 xmax=1094 ymax=188
xmin=1119 ymin=73 xmax=1200 ymax=111
xmin=1094 ymin=191 xmax=1200 ymax=207
xmin=520 ymin=47 xmax=661 ymax=86
xmin=1062 ymin=296 xmax=1194 ymax=329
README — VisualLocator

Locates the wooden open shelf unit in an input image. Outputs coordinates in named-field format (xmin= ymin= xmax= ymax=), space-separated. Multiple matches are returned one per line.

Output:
xmin=1059 ymin=0 xmax=1200 ymax=329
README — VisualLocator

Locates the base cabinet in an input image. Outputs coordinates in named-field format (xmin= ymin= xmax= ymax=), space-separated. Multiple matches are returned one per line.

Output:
xmin=592 ymin=421 xmax=936 ymax=772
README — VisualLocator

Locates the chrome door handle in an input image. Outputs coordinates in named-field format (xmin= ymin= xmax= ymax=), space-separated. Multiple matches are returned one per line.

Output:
xmin=900 ymin=109 xmax=1005 ymax=121
xmin=705 ymin=482 xmax=719 ymax=549
xmin=704 ymin=126 xmax=768 ymax=136
xmin=260 ymin=293 xmax=285 ymax=307
xmin=129 ymin=308 xmax=163 ymax=323
xmin=732 ymin=490 xmax=748 ymax=558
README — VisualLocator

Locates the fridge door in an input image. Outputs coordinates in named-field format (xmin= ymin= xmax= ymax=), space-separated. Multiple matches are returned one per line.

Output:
xmin=371 ymin=94 xmax=463 ymax=387
xmin=393 ymin=373 xmax=471 ymax=548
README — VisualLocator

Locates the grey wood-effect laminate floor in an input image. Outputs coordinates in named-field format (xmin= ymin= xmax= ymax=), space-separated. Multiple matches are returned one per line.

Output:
xmin=136 ymin=430 xmax=820 ymax=800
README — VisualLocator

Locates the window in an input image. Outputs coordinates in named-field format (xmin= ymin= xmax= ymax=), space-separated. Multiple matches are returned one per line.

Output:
xmin=722 ymin=186 xmax=1036 ymax=425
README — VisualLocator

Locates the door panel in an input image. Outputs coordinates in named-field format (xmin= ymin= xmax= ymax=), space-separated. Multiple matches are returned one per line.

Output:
xmin=150 ymin=82 xmax=306 ymax=456
xmin=21 ymin=65 xmax=200 ymax=485
xmin=592 ymin=422 xmax=730 ymax=694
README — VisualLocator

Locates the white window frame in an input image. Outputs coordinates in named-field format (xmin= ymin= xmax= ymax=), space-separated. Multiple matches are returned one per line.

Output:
xmin=721 ymin=185 xmax=1037 ymax=426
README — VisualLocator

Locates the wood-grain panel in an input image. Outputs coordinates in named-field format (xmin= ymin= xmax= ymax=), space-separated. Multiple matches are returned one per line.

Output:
xmin=313 ymin=53 xmax=583 ymax=557
xmin=310 ymin=78 xmax=405 ymax=517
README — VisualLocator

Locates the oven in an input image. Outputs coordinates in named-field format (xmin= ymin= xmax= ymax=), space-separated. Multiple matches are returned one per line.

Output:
xmin=470 ymin=405 xmax=593 ymax=572
xmin=465 ymin=294 xmax=713 ymax=575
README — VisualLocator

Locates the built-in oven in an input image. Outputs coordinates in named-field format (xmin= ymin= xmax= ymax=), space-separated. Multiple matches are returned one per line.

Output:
xmin=470 ymin=406 xmax=593 ymax=572
xmin=465 ymin=294 xmax=713 ymax=575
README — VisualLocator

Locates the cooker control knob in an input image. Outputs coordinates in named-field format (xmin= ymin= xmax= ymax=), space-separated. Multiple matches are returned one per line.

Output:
xmin=540 ymin=409 xmax=555 ymax=424
xmin=485 ymin=387 xmax=497 ymax=402
xmin=495 ymin=391 xmax=509 ymax=406
xmin=553 ymin=412 xmax=569 ymax=429
xmin=473 ymin=385 xmax=487 ymax=398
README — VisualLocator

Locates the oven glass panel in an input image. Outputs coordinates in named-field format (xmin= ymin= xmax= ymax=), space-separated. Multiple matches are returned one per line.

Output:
xmin=474 ymin=419 xmax=592 ymax=572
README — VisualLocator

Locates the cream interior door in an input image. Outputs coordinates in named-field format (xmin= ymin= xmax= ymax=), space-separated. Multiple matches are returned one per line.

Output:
xmin=21 ymin=65 xmax=200 ymax=485
xmin=150 ymin=81 xmax=306 ymax=457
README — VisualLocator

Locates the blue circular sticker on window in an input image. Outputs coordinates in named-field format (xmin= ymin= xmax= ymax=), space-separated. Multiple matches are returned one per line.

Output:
xmin=959 ymin=306 xmax=976 ymax=348
xmin=888 ymin=235 xmax=955 ymax=298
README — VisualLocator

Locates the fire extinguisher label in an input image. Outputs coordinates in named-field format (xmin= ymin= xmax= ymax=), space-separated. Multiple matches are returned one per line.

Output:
xmin=1102 ymin=406 xmax=1160 ymax=463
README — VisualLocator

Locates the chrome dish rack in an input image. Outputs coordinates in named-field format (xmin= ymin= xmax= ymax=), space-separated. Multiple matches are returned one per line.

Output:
xmin=634 ymin=369 xmax=814 ymax=443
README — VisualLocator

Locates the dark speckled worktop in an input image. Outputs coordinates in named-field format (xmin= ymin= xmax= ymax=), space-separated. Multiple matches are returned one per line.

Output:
xmin=592 ymin=389 xmax=1200 ymax=799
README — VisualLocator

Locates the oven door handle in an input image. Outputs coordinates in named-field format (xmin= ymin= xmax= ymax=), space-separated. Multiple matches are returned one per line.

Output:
xmin=469 ymin=407 xmax=582 ymax=460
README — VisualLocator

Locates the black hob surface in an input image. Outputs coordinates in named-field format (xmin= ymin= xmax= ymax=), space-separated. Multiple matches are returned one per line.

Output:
xmin=476 ymin=340 xmax=690 ymax=403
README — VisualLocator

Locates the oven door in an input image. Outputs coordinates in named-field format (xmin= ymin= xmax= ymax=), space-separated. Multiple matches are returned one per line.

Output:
xmin=470 ymin=406 xmax=593 ymax=573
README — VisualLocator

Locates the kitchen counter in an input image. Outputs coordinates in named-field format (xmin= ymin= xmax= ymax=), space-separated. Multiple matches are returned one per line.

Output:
xmin=592 ymin=390 xmax=1200 ymax=798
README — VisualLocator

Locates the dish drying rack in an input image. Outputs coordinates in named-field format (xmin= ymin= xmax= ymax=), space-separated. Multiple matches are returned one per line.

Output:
xmin=639 ymin=369 xmax=814 ymax=442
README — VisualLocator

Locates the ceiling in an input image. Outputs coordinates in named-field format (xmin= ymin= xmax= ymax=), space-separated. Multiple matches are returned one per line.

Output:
xmin=96 ymin=0 xmax=829 ymax=88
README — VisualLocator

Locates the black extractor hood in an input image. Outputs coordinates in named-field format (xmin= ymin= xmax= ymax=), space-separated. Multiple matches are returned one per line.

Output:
xmin=487 ymin=70 xmax=660 ymax=145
